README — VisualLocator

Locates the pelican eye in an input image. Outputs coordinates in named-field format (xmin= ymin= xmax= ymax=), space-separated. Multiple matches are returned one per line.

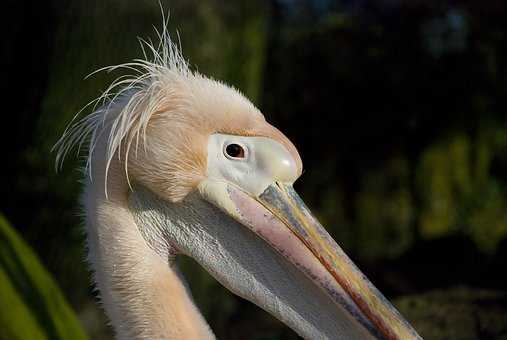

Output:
xmin=225 ymin=143 xmax=245 ymax=159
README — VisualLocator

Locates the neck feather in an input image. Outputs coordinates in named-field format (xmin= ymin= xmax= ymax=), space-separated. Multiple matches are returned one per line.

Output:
xmin=83 ymin=152 xmax=214 ymax=340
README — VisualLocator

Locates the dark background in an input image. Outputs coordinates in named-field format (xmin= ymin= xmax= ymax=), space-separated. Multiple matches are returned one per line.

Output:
xmin=2 ymin=0 xmax=507 ymax=339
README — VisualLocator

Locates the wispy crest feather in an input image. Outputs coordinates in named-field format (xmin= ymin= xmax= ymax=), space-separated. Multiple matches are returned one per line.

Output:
xmin=54 ymin=18 xmax=190 ymax=194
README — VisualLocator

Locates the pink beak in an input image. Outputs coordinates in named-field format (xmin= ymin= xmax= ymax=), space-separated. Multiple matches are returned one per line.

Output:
xmin=226 ymin=182 xmax=421 ymax=340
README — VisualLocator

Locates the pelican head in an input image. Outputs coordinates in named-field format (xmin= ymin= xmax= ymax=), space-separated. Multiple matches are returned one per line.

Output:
xmin=56 ymin=30 xmax=421 ymax=340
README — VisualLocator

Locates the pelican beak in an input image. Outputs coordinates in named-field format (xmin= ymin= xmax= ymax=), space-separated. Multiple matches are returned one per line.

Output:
xmin=205 ymin=181 xmax=421 ymax=340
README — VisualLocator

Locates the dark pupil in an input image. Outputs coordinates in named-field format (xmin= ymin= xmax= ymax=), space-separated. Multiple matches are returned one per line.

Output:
xmin=226 ymin=143 xmax=244 ymax=158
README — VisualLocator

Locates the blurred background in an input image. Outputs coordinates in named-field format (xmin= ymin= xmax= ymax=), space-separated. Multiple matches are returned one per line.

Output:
xmin=2 ymin=0 xmax=507 ymax=339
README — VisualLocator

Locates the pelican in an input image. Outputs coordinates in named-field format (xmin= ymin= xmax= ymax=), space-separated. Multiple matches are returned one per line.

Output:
xmin=55 ymin=26 xmax=421 ymax=340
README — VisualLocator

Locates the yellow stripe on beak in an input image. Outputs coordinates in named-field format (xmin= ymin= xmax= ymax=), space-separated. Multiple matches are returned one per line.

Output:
xmin=256 ymin=183 xmax=421 ymax=340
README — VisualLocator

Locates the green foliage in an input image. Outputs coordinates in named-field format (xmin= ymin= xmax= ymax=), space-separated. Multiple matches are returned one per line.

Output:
xmin=263 ymin=3 xmax=507 ymax=261
xmin=0 ymin=214 xmax=88 ymax=340
xmin=395 ymin=287 xmax=507 ymax=340
xmin=416 ymin=129 xmax=507 ymax=252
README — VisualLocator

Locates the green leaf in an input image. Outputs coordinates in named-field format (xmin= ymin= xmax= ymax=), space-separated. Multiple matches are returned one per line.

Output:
xmin=0 ymin=214 xmax=88 ymax=340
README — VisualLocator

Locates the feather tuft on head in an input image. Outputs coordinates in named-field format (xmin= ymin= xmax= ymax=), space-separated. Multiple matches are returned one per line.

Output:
xmin=54 ymin=19 xmax=301 ymax=202
xmin=54 ymin=19 xmax=192 ymax=195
